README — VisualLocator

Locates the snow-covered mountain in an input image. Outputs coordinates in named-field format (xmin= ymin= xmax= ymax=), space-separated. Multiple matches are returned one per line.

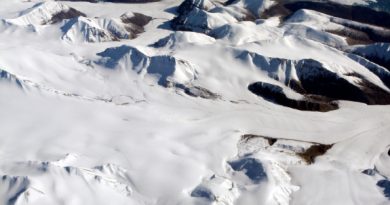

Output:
xmin=0 ymin=0 xmax=389 ymax=205
xmin=6 ymin=1 xmax=85 ymax=26
xmin=97 ymin=45 xmax=198 ymax=86
xmin=61 ymin=12 xmax=152 ymax=43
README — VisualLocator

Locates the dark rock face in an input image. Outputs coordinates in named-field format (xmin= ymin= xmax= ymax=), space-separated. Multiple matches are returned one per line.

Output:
xmin=347 ymin=54 xmax=390 ymax=88
xmin=171 ymin=0 xmax=197 ymax=31
xmin=177 ymin=0 xmax=211 ymax=14
xmin=297 ymin=144 xmax=333 ymax=164
xmin=171 ymin=0 xmax=390 ymax=44
xmin=295 ymin=59 xmax=390 ymax=105
xmin=0 ymin=69 xmax=23 ymax=88
xmin=247 ymin=57 xmax=390 ymax=110
xmin=348 ymin=43 xmax=390 ymax=71
xmin=284 ymin=1 xmax=390 ymax=29
xmin=121 ymin=13 xmax=152 ymax=27
xmin=228 ymin=158 xmax=267 ymax=183
xmin=2 ymin=176 xmax=30 ymax=205
xmin=248 ymin=82 xmax=339 ymax=112
xmin=367 ymin=0 xmax=390 ymax=13
xmin=295 ymin=59 xmax=369 ymax=103
xmin=191 ymin=186 xmax=215 ymax=201
xmin=241 ymin=134 xmax=277 ymax=146
xmin=171 ymin=7 xmax=210 ymax=33
xmin=329 ymin=18 xmax=390 ymax=44
xmin=241 ymin=48 xmax=390 ymax=109
xmin=248 ymin=82 xmax=284 ymax=101
xmin=58 ymin=11 xmax=151 ymax=42
xmin=265 ymin=1 xmax=390 ymax=44
xmin=358 ymin=76 xmax=390 ymax=105
xmin=148 ymin=56 xmax=179 ymax=86
xmin=326 ymin=28 xmax=373 ymax=45
xmin=362 ymin=55 xmax=390 ymax=72
xmin=119 ymin=13 xmax=152 ymax=38
xmin=362 ymin=169 xmax=376 ymax=176
xmin=170 ymin=0 xmax=241 ymax=33
xmin=377 ymin=180 xmax=390 ymax=199
xmin=261 ymin=1 xmax=290 ymax=19
xmin=182 ymin=85 xmax=220 ymax=100
xmin=239 ymin=134 xmax=334 ymax=165
xmin=151 ymin=34 xmax=174 ymax=48
xmin=49 ymin=8 xmax=86 ymax=24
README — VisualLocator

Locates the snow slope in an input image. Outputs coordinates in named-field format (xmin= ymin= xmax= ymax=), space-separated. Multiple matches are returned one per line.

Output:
xmin=6 ymin=1 xmax=85 ymax=26
xmin=0 ymin=0 xmax=389 ymax=205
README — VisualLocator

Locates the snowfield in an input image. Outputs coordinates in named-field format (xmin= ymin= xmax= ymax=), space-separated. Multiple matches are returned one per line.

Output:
xmin=0 ymin=0 xmax=389 ymax=205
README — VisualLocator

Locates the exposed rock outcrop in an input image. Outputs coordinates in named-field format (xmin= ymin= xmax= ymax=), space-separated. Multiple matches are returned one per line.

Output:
xmin=242 ymin=50 xmax=390 ymax=108
xmin=347 ymin=43 xmax=390 ymax=71
xmin=61 ymin=12 xmax=152 ymax=43
xmin=0 ymin=69 xmax=24 ymax=89
xmin=7 ymin=2 xmax=85 ymax=26
xmin=248 ymin=82 xmax=339 ymax=112
xmin=170 ymin=0 xmax=272 ymax=33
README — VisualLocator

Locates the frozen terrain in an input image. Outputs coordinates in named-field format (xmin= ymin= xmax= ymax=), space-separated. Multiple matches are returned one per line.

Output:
xmin=0 ymin=0 xmax=389 ymax=205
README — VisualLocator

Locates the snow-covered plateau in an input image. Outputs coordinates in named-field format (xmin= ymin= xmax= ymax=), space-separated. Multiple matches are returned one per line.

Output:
xmin=0 ymin=0 xmax=389 ymax=205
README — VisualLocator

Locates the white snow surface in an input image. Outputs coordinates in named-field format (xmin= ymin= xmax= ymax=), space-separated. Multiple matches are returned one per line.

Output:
xmin=6 ymin=1 xmax=76 ymax=26
xmin=0 ymin=0 xmax=389 ymax=205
